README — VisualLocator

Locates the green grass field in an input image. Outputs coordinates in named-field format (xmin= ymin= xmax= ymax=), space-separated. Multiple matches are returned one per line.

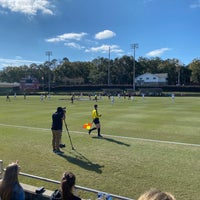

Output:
xmin=0 ymin=95 xmax=199 ymax=200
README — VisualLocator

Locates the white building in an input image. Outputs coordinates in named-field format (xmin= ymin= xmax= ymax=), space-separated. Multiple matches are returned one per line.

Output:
xmin=135 ymin=73 xmax=168 ymax=86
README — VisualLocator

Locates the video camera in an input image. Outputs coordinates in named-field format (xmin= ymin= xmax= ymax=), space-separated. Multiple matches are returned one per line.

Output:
xmin=61 ymin=107 xmax=66 ymax=115
xmin=62 ymin=107 xmax=66 ymax=112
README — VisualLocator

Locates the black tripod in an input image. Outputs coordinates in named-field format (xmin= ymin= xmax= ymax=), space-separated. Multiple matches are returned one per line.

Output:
xmin=64 ymin=119 xmax=75 ymax=150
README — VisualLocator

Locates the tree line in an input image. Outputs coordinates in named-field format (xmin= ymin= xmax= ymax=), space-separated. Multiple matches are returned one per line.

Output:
xmin=0 ymin=56 xmax=200 ymax=86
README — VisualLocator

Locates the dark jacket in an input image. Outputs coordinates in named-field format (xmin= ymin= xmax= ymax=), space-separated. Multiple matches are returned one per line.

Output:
xmin=51 ymin=112 xmax=64 ymax=130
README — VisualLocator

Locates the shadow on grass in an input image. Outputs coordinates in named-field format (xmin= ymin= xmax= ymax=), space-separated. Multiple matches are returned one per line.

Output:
xmin=58 ymin=150 xmax=104 ymax=174
xmin=92 ymin=136 xmax=130 ymax=147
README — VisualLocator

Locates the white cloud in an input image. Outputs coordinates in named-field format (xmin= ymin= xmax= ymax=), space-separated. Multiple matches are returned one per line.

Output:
xmin=15 ymin=56 xmax=23 ymax=59
xmin=190 ymin=0 xmax=200 ymax=8
xmin=0 ymin=0 xmax=54 ymax=15
xmin=85 ymin=44 xmax=123 ymax=54
xmin=0 ymin=57 xmax=42 ymax=68
xmin=95 ymin=30 xmax=116 ymax=40
xmin=64 ymin=42 xmax=84 ymax=50
xmin=146 ymin=48 xmax=171 ymax=57
xmin=46 ymin=32 xmax=87 ymax=42
xmin=46 ymin=30 xmax=123 ymax=56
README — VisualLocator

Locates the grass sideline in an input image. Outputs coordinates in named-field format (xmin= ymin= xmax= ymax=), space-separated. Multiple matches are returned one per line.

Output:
xmin=0 ymin=95 xmax=199 ymax=200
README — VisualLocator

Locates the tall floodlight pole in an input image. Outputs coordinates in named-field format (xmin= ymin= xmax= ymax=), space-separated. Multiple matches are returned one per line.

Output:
xmin=131 ymin=43 xmax=139 ymax=91
xmin=175 ymin=61 xmax=182 ymax=86
xmin=45 ymin=51 xmax=52 ymax=95
xmin=108 ymin=46 xmax=111 ymax=86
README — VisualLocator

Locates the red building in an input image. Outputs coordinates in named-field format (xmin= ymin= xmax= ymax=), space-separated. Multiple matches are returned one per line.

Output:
xmin=20 ymin=77 xmax=40 ymax=91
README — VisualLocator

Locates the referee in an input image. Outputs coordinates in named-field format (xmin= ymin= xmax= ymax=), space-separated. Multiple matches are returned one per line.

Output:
xmin=88 ymin=104 xmax=102 ymax=137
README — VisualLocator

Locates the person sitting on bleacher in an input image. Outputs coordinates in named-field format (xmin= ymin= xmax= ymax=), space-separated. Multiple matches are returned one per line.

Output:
xmin=61 ymin=172 xmax=81 ymax=200
xmin=138 ymin=188 xmax=176 ymax=200
xmin=0 ymin=161 xmax=25 ymax=200
xmin=51 ymin=171 xmax=81 ymax=200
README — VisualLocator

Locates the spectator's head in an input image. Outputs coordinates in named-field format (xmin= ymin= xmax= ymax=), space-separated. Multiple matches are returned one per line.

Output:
xmin=0 ymin=161 xmax=21 ymax=200
xmin=138 ymin=189 xmax=176 ymax=200
xmin=3 ymin=162 xmax=20 ymax=183
xmin=61 ymin=171 xmax=76 ymax=199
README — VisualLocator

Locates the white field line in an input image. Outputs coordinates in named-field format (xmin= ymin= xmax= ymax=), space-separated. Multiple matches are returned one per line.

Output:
xmin=0 ymin=123 xmax=200 ymax=148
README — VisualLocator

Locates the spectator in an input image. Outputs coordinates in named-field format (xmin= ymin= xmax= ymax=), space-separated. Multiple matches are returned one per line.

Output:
xmin=138 ymin=188 xmax=176 ymax=200
xmin=0 ymin=161 xmax=25 ymax=200
xmin=50 ymin=172 xmax=81 ymax=200
xmin=61 ymin=172 xmax=81 ymax=200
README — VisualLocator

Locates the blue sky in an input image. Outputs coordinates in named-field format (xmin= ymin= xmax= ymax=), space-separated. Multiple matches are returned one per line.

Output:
xmin=0 ymin=0 xmax=200 ymax=69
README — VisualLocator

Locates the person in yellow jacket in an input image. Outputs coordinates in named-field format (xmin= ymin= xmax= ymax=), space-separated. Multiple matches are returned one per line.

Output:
xmin=88 ymin=104 xmax=102 ymax=137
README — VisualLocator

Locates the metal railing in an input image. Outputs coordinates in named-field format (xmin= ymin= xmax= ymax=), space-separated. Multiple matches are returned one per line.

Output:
xmin=0 ymin=160 xmax=133 ymax=200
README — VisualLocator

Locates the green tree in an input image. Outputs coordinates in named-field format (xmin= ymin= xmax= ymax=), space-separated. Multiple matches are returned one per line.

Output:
xmin=89 ymin=57 xmax=109 ymax=84
xmin=189 ymin=59 xmax=200 ymax=84
xmin=112 ymin=56 xmax=133 ymax=84
xmin=0 ymin=65 xmax=28 ymax=82
xmin=138 ymin=57 xmax=162 ymax=74
xmin=180 ymin=66 xmax=191 ymax=85
xmin=0 ymin=55 xmax=197 ymax=86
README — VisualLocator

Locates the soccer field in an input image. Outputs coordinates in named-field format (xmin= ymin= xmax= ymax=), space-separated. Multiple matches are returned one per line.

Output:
xmin=0 ymin=95 xmax=199 ymax=200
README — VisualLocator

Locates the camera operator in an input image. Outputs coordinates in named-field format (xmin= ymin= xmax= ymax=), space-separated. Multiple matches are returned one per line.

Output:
xmin=51 ymin=107 xmax=66 ymax=154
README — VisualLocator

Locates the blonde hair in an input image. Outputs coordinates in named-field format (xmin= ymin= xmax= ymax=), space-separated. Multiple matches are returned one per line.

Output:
xmin=0 ymin=162 xmax=20 ymax=200
xmin=138 ymin=189 xmax=176 ymax=200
